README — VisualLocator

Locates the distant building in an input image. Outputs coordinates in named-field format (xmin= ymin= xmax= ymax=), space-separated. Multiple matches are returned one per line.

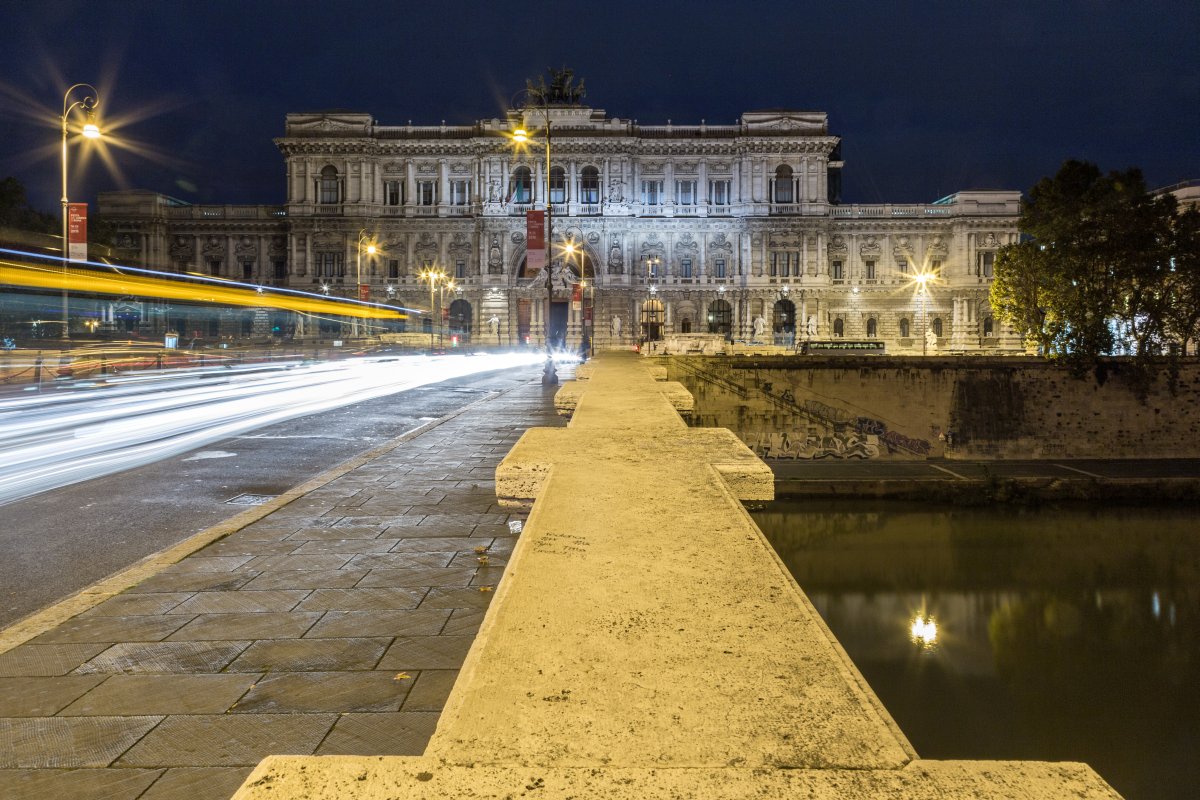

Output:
xmin=100 ymin=98 xmax=1023 ymax=351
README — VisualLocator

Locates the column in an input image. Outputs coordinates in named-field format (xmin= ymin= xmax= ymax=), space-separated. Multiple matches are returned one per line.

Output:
xmin=698 ymin=159 xmax=708 ymax=209
xmin=405 ymin=162 xmax=416 ymax=209
xmin=438 ymin=159 xmax=449 ymax=211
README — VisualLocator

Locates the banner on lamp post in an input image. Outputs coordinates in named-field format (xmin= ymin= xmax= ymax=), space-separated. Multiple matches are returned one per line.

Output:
xmin=571 ymin=282 xmax=582 ymax=311
xmin=358 ymin=283 xmax=370 ymax=302
xmin=525 ymin=210 xmax=546 ymax=274
xmin=67 ymin=203 xmax=88 ymax=262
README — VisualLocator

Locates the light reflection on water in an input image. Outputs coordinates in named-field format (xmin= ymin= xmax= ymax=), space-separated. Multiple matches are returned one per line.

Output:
xmin=752 ymin=500 xmax=1200 ymax=800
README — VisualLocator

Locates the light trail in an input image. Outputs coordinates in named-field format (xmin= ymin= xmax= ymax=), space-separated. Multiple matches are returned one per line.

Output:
xmin=0 ymin=352 xmax=543 ymax=505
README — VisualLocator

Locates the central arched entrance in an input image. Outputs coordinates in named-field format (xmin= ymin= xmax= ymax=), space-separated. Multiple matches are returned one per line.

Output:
xmin=641 ymin=298 xmax=664 ymax=342
xmin=707 ymin=299 xmax=732 ymax=336
xmin=448 ymin=299 xmax=472 ymax=344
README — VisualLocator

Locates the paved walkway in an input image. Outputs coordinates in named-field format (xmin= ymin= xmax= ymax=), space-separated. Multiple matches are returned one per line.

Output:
xmin=0 ymin=371 xmax=563 ymax=800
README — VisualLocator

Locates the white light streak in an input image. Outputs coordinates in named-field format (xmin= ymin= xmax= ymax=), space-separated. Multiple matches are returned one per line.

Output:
xmin=0 ymin=353 xmax=541 ymax=505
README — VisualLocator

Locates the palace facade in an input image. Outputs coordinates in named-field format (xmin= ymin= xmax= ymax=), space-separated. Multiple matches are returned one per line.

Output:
xmin=99 ymin=100 xmax=1022 ymax=352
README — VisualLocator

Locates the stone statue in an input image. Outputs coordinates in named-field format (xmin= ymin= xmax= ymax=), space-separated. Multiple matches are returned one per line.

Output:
xmin=611 ymin=315 xmax=622 ymax=339
xmin=487 ymin=179 xmax=501 ymax=202
xmin=607 ymin=179 xmax=625 ymax=203
xmin=488 ymin=315 xmax=500 ymax=338
xmin=925 ymin=327 xmax=938 ymax=351
xmin=806 ymin=315 xmax=817 ymax=337
xmin=753 ymin=315 xmax=767 ymax=340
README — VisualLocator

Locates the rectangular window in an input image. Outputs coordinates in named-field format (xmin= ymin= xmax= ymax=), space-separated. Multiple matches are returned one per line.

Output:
xmin=676 ymin=180 xmax=696 ymax=205
xmin=418 ymin=180 xmax=436 ymax=206
xmin=455 ymin=259 xmax=466 ymax=279
xmin=450 ymin=180 xmax=470 ymax=206
xmin=896 ymin=258 xmax=908 ymax=274
xmin=273 ymin=260 xmax=287 ymax=280
xmin=681 ymin=258 xmax=693 ymax=279
xmin=317 ymin=252 xmax=344 ymax=278
xmin=388 ymin=260 xmax=399 ymax=279
xmin=978 ymin=251 xmax=995 ymax=277
xmin=241 ymin=261 xmax=254 ymax=281
xmin=832 ymin=260 xmax=844 ymax=280
xmin=714 ymin=258 xmax=727 ymax=279
xmin=770 ymin=252 xmax=778 ymax=277
xmin=580 ymin=172 xmax=600 ymax=204
xmin=208 ymin=259 xmax=222 ymax=276
xmin=709 ymin=179 xmax=731 ymax=205
xmin=641 ymin=180 xmax=663 ymax=205
xmin=865 ymin=260 xmax=876 ymax=280
xmin=385 ymin=181 xmax=402 ymax=206
xmin=549 ymin=171 xmax=566 ymax=204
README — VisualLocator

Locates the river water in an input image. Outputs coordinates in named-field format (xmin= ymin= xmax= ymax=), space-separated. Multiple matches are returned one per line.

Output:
xmin=751 ymin=500 xmax=1199 ymax=800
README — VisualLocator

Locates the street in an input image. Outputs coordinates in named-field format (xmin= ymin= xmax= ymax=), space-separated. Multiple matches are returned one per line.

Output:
xmin=0 ymin=358 xmax=545 ymax=627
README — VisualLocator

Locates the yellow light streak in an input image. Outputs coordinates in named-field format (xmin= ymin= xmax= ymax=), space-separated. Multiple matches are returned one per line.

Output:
xmin=0 ymin=258 xmax=405 ymax=321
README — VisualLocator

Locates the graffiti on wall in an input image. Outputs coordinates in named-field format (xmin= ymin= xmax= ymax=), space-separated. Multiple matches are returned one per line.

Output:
xmin=749 ymin=430 xmax=879 ymax=460
xmin=855 ymin=416 xmax=932 ymax=455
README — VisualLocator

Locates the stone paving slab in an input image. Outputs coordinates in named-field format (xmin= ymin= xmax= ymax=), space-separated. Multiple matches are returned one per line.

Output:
xmin=0 ymin=372 xmax=558 ymax=794
xmin=138 ymin=767 xmax=254 ymax=800
xmin=0 ymin=676 xmax=106 ymax=716
xmin=58 ymin=674 xmax=260 ymax=716
xmin=0 ymin=768 xmax=164 ymax=800
xmin=117 ymin=713 xmax=338 ymax=766
xmin=0 ymin=715 xmax=162 ymax=767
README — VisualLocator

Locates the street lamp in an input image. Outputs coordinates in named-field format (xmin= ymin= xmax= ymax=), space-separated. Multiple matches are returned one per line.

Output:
xmin=354 ymin=229 xmax=377 ymax=337
xmin=418 ymin=267 xmax=447 ymax=352
xmin=61 ymin=83 xmax=102 ymax=340
xmin=510 ymin=98 xmax=554 ymax=349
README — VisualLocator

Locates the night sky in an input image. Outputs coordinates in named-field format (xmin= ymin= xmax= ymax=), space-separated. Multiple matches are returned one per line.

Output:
xmin=2 ymin=1 xmax=1197 ymax=213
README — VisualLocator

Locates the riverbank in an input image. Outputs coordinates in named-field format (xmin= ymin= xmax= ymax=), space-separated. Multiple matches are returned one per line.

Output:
xmin=769 ymin=458 xmax=1200 ymax=505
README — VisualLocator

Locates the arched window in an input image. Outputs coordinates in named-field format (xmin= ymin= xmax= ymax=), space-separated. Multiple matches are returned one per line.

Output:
xmin=833 ymin=318 xmax=844 ymax=337
xmin=932 ymin=318 xmax=943 ymax=337
xmin=983 ymin=316 xmax=994 ymax=337
xmin=319 ymin=165 xmax=340 ymax=204
xmin=580 ymin=166 xmax=600 ymax=204
xmin=773 ymin=165 xmax=794 ymax=204
xmin=866 ymin=318 xmax=878 ymax=338
xmin=773 ymin=299 xmax=795 ymax=332
xmin=707 ymin=299 xmax=732 ymax=334
xmin=510 ymin=167 xmax=532 ymax=203
xmin=549 ymin=167 xmax=566 ymax=204
xmin=899 ymin=318 xmax=910 ymax=338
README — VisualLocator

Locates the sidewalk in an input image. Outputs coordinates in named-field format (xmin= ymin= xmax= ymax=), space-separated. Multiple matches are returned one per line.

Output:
xmin=0 ymin=372 xmax=564 ymax=800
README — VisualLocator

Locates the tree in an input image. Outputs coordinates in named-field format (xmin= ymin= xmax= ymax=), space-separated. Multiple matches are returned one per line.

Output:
xmin=0 ymin=176 xmax=57 ymax=234
xmin=992 ymin=160 xmax=1181 ymax=371
xmin=991 ymin=240 xmax=1060 ymax=355
xmin=1164 ymin=205 xmax=1200 ymax=355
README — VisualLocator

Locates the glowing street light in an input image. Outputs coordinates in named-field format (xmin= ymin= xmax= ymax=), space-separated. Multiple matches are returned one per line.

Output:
xmin=61 ymin=83 xmax=102 ymax=339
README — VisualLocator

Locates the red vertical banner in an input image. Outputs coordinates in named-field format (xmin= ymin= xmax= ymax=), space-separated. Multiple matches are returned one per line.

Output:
xmin=571 ymin=283 xmax=583 ymax=302
xmin=67 ymin=203 xmax=88 ymax=262
xmin=358 ymin=284 xmax=370 ymax=302
xmin=525 ymin=210 xmax=546 ymax=274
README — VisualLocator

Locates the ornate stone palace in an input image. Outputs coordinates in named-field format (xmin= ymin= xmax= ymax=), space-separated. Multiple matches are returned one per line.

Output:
xmin=99 ymin=95 xmax=1022 ymax=352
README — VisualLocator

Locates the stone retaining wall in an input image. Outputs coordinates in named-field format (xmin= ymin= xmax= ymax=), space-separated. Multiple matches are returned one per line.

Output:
xmin=671 ymin=356 xmax=1200 ymax=460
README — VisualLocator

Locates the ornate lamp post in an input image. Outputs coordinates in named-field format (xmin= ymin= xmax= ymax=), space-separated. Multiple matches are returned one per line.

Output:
xmin=510 ymin=69 xmax=586 ymax=352
xmin=61 ymin=84 xmax=102 ymax=340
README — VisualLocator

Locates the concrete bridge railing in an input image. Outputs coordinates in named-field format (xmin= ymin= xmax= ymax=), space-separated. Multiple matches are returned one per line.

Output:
xmin=232 ymin=351 xmax=1120 ymax=799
